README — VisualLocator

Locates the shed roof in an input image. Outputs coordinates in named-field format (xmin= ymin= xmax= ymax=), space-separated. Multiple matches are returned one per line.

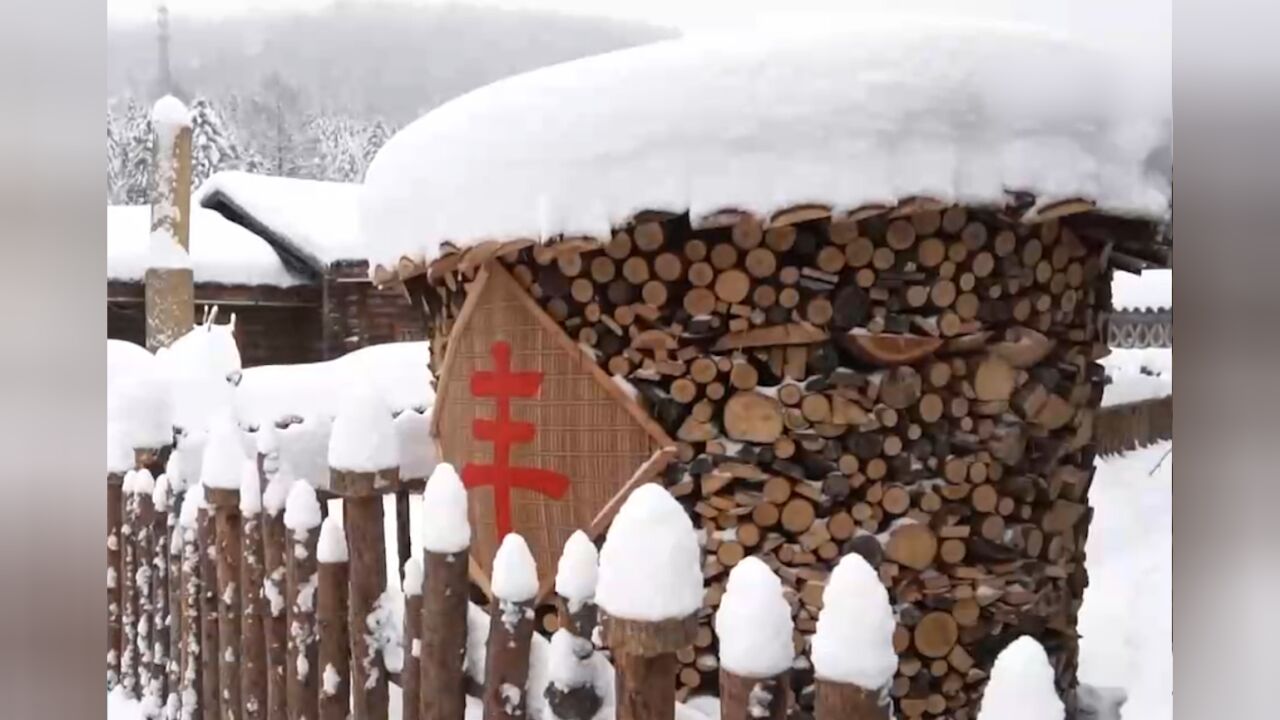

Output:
xmin=196 ymin=171 xmax=366 ymax=272
xmin=361 ymin=18 xmax=1171 ymax=279
xmin=1111 ymin=269 xmax=1172 ymax=312
xmin=107 ymin=205 xmax=308 ymax=288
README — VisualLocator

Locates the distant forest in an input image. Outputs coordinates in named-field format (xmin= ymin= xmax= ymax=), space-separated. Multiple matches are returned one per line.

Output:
xmin=106 ymin=3 xmax=674 ymax=202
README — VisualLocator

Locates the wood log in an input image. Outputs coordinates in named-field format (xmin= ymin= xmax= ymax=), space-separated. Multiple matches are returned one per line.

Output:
xmin=261 ymin=509 xmax=289 ymax=720
xmin=885 ymin=523 xmax=938 ymax=571
xmin=421 ymin=549 xmax=469 ymax=720
xmin=605 ymin=616 xmax=697 ymax=720
xmin=725 ymin=392 xmax=784 ymax=443
xmin=241 ymin=504 xmax=268 ymax=720
xmin=317 ymin=534 xmax=350 ymax=720
xmin=913 ymin=612 xmax=959 ymax=659
xmin=841 ymin=334 xmax=942 ymax=367
xmin=720 ymin=670 xmax=790 ymax=720
xmin=814 ymin=680 xmax=889 ymax=720
xmin=285 ymin=516 xmax=319 ymax=720
xmin=484 ymin=596 xmax=535 ymax=720
xmin=199 ymin=506 xmax=222 ymax=720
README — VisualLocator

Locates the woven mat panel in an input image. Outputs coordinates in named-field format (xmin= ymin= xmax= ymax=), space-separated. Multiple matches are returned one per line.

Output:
xmin=437 ymin=269 xmax=659 ymax=585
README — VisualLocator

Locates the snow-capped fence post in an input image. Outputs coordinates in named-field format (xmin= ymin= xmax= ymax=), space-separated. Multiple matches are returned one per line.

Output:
xmin=419 ymin=464 xmax=470 ymax=720
xmin=400 ymin=558 xmax=423 ymax=720
xmin=178 ymin=485 xmax=206 ymax=720
xmin=260 ymin=459 xmax=291 ymax=720
xmin=133 ymin=469 xmax=159 ymax=711
xmin=810 ymin=553 xmax=896 ymax=720
xmin=316 ymin=516 xmax=351 ymax=720
xmin=120 ymin=470 xmax=143 ymax=698
xmin=283 ymin=480 xmax=321 ymax=720
xmin=328 ymin=388 xmax=400 ymax=720
xmin=145 ymin=95 xmax=194 ymax=353
xmin=164 ymin=451 xmax=189 ymax=718
xmin=975 ymin=636 xmax=1064 ymax=720
xmin=151 ymin=475 xmax=174 ymax=713
xmin=597 ymin=484 xmax=703 ymax=720
xmin=107 ymin=462 xmax=127 ymax=691
xmin=482 ymin=534 xmax=538 ymax=720
xmin=204 ymin=422 xmax=247 ymax=720
xmin=544 ymin=531 xmax=603 ymax=720
xmin=197 ymin=494 xmax=222 ymax=720
xmin=714 ymin=557 xmax=795 ymax=720
xmin=239 ymin=461 xmax=268 ymax=720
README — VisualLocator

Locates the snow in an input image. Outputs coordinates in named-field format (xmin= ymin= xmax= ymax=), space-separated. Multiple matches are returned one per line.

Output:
xmin=126 ymin=468 xmax=156 ymax=496
xmin=107 ymin=425 xmax=135 ymax=475
xmin=322 ymin=663 xmax=341 ymax=697
xmin=403 ymin=556 xmax=423 ymax=597
xmin=317 ymin=515 xmax=348 ymax=564
xmin=240 ymin=459 xmax=262 ymax=515
xmin=165 ymin=447 xmax=189 ymax=493
xmin=107 ymin=340 xmax=173 ymax=452
xmin=179 ymin=484 xmax=206 ymax=529
xmin=283 ymin=480 xmax=322 ymax=533
xmin=1078 ymin=442 xmax=1172 ymax=720
xmin=262 ymin=478 xmax=291 ymax=516
xmin=200 ymin=417 xmax=248 ymax=490
xmin=596 ymin=484 xmax=703 ymax=622
xmin=362 ymin=19 xmax=1170 ymax=272
xmin=810 ymin=552 xmax=897 ymax=690
xmin=195 ymin=170 xmax=366 ymax=268
xmin=156 ymin=316 xmax=243 ymax=438
xmin=554 ymin=530 xmax=598 ymax=612
xmin=546 ymin=629 xmax=595 ymax=690
xmin=421 ymin=463 xmax=471 ymax=554
xmin=328 ymin=383 xmax=400 ymax=473
xmin=276 ymin=416 xmax=334 ymax=491
xmin=395 ymin=409 xmax=437 ymax=480
xmin=152 ymin=474 xmax=171 ymax=513
xmin=1101 ymin=348 xmax=1172 ymax=407
xmin=151 ymin=95 xmax=191 ymax=130
xmin=977 ymin=636 xmax=1064 ymax=720
xmin=370 ymin=590 xmax=406 ymax=675
xmin=714 ymin=556 xmax=795 ymax=678
xmin=491 ymin=533 xmax=539 ymax=602
xmin=107 ymin=205 xmax=307 ymax=287
xmin=1111 ymin=269 xmax=1171 ymax=312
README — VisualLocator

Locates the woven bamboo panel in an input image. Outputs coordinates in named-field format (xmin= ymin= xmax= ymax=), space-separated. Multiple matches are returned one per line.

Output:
xmin=436 ymin=267 xmax=661 ymax=587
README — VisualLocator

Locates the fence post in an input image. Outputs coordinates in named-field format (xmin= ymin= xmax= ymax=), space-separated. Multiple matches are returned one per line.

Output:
xmin=811 ymin=553 xmax=896 ymax=720
xmin=108 ymin=461 xmax=126 ymax=691
xmin=152 ymin=474 xmax=174 ymax=715
xmin=204 ymin=422 xmax=248 ymax=720
xmin=482 ymin=534 xmax=538 ymax=720
xmin=179 ymin=485 xmax=206 ymax=720
xmin=545 ymin=531 xmax=603 ymax=720
xmin=240 ymin=461 xmax=268 ymax=720
xmin=133 ymin=469 xmax=159 ymax=712
xmin=121 ymin=470 xmax=141 ymax=698
xmin=260 ymin=448 xmax=290 ymax=720
xmin=419 ymin=464 xmax=470 ymax=720
xmin=400 ymin=558 xmax=423 ymax=720
xmin=198 ymin=492 xmax=222 ymax=720
xmin=596 ymin=485 xmax=702 ymax=720
xmin=714 ymin=557 xmax=795 ymax=720
xmin=283 ymin=480 xmax=321 ymax=720
xmin=165 ymin=449 xmax=189 ymax=720
xmin=317 ymin=515 xmax=351 ymax=720
xmin=975 ymin=636 xmax=1063 ymax=719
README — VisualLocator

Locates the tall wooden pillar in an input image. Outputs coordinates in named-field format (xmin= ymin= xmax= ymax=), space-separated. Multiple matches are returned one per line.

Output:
xmin=145 ymin=95 xmax=193 ymax=352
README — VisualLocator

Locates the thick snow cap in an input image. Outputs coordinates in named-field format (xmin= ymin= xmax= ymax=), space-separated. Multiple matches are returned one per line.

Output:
xmin=317 ymin=515 xmax=348 ymax=564
xmin=555 ymin=530 xmax=599 ymax=610
xmin=200 ymin=416 xmax=248 ymax=490
xmin=179 ymin=483 xmax=206 ymax=528
xmin=153 ymin=474 xmax=171 ymax=512
xmin=107 ymin=425 xmax=134 ymax=475
xmin=403 ymin=556 xmax=424 ymax=596
xmin=395 ymin=409 xmax=437 ymax=480
xmin=421 ymin=463 xmax=470 ymax=553
xmin=283 ymin=479 xmax=322 ymax=532
xmin=811 ymin=552 xmax=897 ymax=689
xmin=362 ymin=18 xmax=1171 ymax=273
xmin=715 ymin=556 xmax=795 ymax=677
xmin=239 ymin=459 xmax=262 ymax=515
xmin=491 ymin=533 xmax=539 ymax=602
xmin=978 ymin=636 xmax=1065 ymax=719
xmin=328 ymin=383 xmax=399 ymax=472
xmin=596 ymin=483 xmax=703 ymax=621
xmin=151 ymin=95 xmax=191 ymax=130
xmin=126 ymin=468 xmax=156 ymax=496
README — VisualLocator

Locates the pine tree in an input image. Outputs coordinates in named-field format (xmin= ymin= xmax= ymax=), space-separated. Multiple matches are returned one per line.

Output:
xmin=189 ymin=96 xmax=242 ymax=188
xmin=360 ymin=119 xmax=392 ymax=177
xmin=311 ymin=115 xmax=364 ymax=182
xmin=119 ymin=98 xmax=154 ymax=205
xmin=107 ymin=104 xmax=124 ymax=203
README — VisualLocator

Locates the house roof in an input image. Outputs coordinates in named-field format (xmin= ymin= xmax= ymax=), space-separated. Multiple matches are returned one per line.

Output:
xmin=196 ymin=171 xmax=366 ymax=273
xmin=361 ymin=17 xmax=1171 ymax=279
xmin=108 ymin=204 xmax=309 ymax=288
xmin=1112 ymin=269 xmax=1172 ymax=312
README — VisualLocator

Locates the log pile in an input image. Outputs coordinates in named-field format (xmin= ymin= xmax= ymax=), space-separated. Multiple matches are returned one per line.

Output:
xmin=418 ymin=203 xmax=1130 ymax=718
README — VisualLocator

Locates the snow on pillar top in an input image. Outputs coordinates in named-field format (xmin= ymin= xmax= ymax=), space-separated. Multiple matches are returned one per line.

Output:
xmin=596 ymin=483 xmax=703 ymax=622
xmin=394 ymin=409 xmax=436 ymax=480
xmin=178 ymin=483 xmax=206 ymax=529
xmin=491 ymin=533 xmax=538 ymax=603
xmin=328 ymin=384 xmax=399 ymax=473
xmin=402 ymin=556 xmax=424 ymax=597
xmin=125 ymin=468 xmax=156 ymax=496
xmin=811 ymin=552 xmax=897 ymax=689
xmin=107 ymin=425 xmax=134 ymax=476
xmin=976 ymin=636 xmax=1064 ymax=720
xmin=150 ymin=95 xmax=191 ymax=133
xmin=262 ymin=477 xmax=291 ymax=517
xmin=554 ymin=530 xmax=598 ymax=612
xmin=200 ymin=416 xmax=248 ymax=491
xmin=421 ymin=462 xmax=470 ymax=554
xmin=152 ymin=474 xmax=171 ymax=513
xmin=283 ymin=479 xmax=322 ymax=533
xmin=316 ymin=515 xmax=348 ymax=564
xmin=714 ymin=556 xmax=795 ymax=678
xmin=164 ymin=448 xmax=188 ymax=493
xmin=239 ymin=459 xmax=262 ymax=516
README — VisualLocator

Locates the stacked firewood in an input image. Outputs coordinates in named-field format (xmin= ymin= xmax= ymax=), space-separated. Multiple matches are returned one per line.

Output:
xmin=420 ymin=203 xmax=1123 ymax=718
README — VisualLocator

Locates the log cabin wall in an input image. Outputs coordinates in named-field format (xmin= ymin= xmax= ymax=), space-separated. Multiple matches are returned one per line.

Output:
xmin=322 ymin=261 xmax=427 ymax=359
xmin=420 ymin=205 xmax=1143 ymax=719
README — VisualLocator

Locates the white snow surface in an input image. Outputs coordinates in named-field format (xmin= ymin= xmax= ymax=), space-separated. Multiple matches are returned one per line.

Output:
xmin=126 ymin=468 xmax=156 ymax=496
xmin=491 ymin=533 xmax=539 ymax=602
xmin=239 ymin=459 xmax=262 ymax=515
xmin=554 ymin=530 xmax=598 ymax=610
xmin=262 ymin=477 xmax=291 ymax=516
xmin=317 ymin=515 xmax=348 ymax=564
xmin=421 ymin=463 xmax=471 ymax=553
xmin=328 ymin=383 xmax=400 ymax=473
xmin=977 ymin=636 xmax=1065 ymax=720
xmin=1111 ymin=269 xmax=1171 ymax=312
xmin=1101 ymin=348 xmax=1172 ymax=407
xmin=810 ymin=552 xmax=897 ymax=689
xmin=1078 ymin=442 xmax=1172 ymax=720
xmin=156 ymin=317 xmax=242 ymax=437
xmin=200 ymin=416 xmax=248 ymax=490
xmin=107 ymin=205 xmax=306 ymax=287
xmin=107 ymin=340 xmax=173 ymax=452
xmin=545 ymin=629 xmax=595 ymax=690
xmin=107 ymin=425 xmax=135 ymax=475
xmin=151 ymin=95 xmax=191 ymax=129
xmin=394 ymin=409 xmax=437 ymax=480
xmin=178 ymin=483 xmax=206 ymax=528
xmin=195 ymin=170 xmax=365 ymax=267
xmin=402 ymin=556 xmax=423 ymax=597
xmin=362 ymin=19 xmax=1170 ymax=271
xmin=275 ymin=416 xmax=334 ymax=491
xmin=714 ymin=556 xmax=795 ymax=677
xmin=596 ymin=484 xmax=703 ymax=621
xmin=283 ymin=480 xmax=322 ymax=532
xmin=152 ymin=474 xmax=171 ymax=513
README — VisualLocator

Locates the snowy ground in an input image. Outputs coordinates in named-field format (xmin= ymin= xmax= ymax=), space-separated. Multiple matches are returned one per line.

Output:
xmin=108 ymin=444 xmax=1172 ymax=720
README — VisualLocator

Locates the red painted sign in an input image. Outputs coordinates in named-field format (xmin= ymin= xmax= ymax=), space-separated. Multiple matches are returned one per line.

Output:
xmin=461 ymin=341 xmax=570 ymax=538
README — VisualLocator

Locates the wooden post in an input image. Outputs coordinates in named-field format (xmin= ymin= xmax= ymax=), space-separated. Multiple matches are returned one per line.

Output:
xmin=812 ymin=682 xmax=888 ymax=720
xmin=714 ymin=557 xmax=795 ymax=720
xmin=205 ymin=461 xmax=244 ymax=720
xmin=121 ymin=472 xmax=140 ymax=698
xmin=483 ymin=535 xmax=538 ymax=720
xmin=283 ymin=481 xmax=321 ymax=720
xmin=151 ymin=476 xmax=173 ymax=712
xmin=166 ymin=458 xmax=187 ymax=718
xmin=419 ymin=464 xmax=471 ymax=720
xmin=330 ymin=468 xmax=396 ymax=720
xmin=178 ymin=487 xmax=205 ymax=720
xmin=107 ymin=470 xmax=125 ymax=691
xmin=810 ymin=554 xmax=895 ymax=720
xmin=395 ymin=490 xmax=412 ymax=586
xmin=134 ymin=471 xmax=158 ymax=708
xmin=260 ymin=469 xmax=290 ymax=720
xmin=316 ymin=515 xmax=351 ymax=720
xmin=145 ymin=95 xmax=193 ymax=353
xmin=606 ymin=616 xmax=697 ymax=720
xmin=198 ymin=502 xmax=222 ymax=720
xmin=720 ymin=673 xmax=790 ymax=720
xmin=240 ymin=466 xmax=268 ymax=720
xmin=546 ymin=530 xmax=603 ymax=720
xmin=401 ymin=558 xmax=423 ymax=720
xmin=543 ymin=631 xmax=604 ymax=720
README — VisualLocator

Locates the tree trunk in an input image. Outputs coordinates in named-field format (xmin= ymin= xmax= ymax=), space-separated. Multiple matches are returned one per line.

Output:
xmin=152 ymin=504 xmax=172 ymax=712
xmin=121 ymin=490 xmax=139 ymax=697
xmin=614 ymin=653 xmax=677 ymax=720
xmin=136 ymin=493 xmax=157 ymax=706
xmin=180 ymin=512 xmax=203 ymax=720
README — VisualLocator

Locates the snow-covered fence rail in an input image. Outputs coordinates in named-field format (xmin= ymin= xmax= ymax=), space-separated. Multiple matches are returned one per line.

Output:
xmin=1095 ymin=396 xmax=1173 ymax=456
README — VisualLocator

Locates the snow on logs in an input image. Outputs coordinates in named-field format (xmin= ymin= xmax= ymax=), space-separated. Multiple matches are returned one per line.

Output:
xmin=283 ymin=480 xmax=321 ymax=720
xmin=484 ymin=534 xmax=539 ymax=720
xmin=545 ymin=531 xmax=604 ymax=720
xmin=237 ymin=459 xmax=268 ymax=720
xmin=316 ymin=515 xmax=351 ymax=720
xmin=976 ymin=636 xmax=1064 ymax=720
xmin=419 ymin=463 xmax=470 ymax=720
xmin=597 ymin=483 xmax=702 ymax=720
xmin=714 ymin=557 xmax=795 ymax=720
xmin=811 ymin=553 xmax=896 ymax=719
xmin=201 ymin=417 xmax=246 ymax=720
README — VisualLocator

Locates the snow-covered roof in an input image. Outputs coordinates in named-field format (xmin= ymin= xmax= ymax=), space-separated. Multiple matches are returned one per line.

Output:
xmin=196 ymin=170 xmax=365 ymax=270
xmin=1101 ymin=348 xmax=1171 ymax=407
xmin=361 ymin=18 xmax=1171 ymax=275
xmin=108 ymin=205 xmax=307 ymax=287
xmin=1111 ymin=269 xmax=1172 ymax=312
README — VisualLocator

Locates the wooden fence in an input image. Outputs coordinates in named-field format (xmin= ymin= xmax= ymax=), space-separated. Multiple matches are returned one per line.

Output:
xmin=107 ymin=443 xmax=904 ymax=720
xmin=1095 ymin=395 xmax=1173 ymax=456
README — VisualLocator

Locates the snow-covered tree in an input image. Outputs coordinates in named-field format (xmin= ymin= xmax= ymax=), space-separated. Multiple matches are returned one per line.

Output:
xmin=311 ymin=115 xmax=364 ymax=182
xmin=189 ymin=96 xmax=242 ymax=188
xmin=361 ymin=119 xmax=392 ymax=175
xmin=117 ymin=98 xmax=155 ymax=205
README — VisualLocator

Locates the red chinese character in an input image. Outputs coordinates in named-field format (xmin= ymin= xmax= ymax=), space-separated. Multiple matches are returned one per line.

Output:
xmin=462 ymin=341 xmax=570 ymax=538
